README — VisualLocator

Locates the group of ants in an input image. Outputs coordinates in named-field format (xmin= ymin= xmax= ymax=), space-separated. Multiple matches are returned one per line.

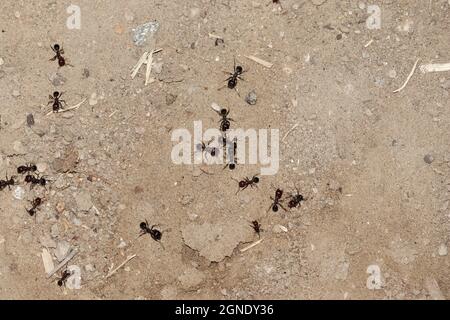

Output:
xmin=4 ymin=13 xmax=299 ymax=285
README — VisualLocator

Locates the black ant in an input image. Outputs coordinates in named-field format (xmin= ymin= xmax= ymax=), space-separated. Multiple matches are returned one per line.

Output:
xmin=139 ymin=220 xmax=163 ymax=247
xmin=17 ymin=164 xmax=37 ymax=174
xmin=26 ymin=197 xmax=44 ymax=216
xmin=288 ymin=187 xmax=305 ymax=209
xmin=50 ymin=44 xmax=66 ymax=67
xmin=269 ymin=0 xmax=283 ymax=9
xmin=223 ymin=58 xmax=246 ymax=90
xmin=233 ymin=175 xmax=259 ymax=194
xmin=268 ymin=188 xmax=286 ymax=212
xmin=0 ymin=174 xmax=15 ymax=191
xmin=57 ymin=269 xmax=73 ymax=287
xmin=216 ymin=108 xmax=234 ymax=132
xmin=251 ymin=220 xmax=262 ymax=238
xmin=24 ymin=174 xmax=47 ymax=188
xmin=48 ymin=91 xmax=67 ymax=113
xmin=224 ymin=137 xmax=238 ymax=170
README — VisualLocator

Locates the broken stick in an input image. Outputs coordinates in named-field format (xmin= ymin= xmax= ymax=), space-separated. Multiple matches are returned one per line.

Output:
xmin=393 ymin=58 xmax=420 ymax=93
xmin=105 ymin=254 xmax=137 ymax=279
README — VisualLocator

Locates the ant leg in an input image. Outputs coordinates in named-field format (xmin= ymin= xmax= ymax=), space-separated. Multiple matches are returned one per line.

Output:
xmin=279 ymin=203 xmax=288 ymax=211
xmin=217 ymin=83 xmax=228 ymax=91
xmin=49 ymin=55 xmax=57 ymax=61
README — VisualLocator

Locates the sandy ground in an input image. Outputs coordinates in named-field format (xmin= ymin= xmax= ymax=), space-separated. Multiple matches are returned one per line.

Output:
xmin=0 ymin=0 xmax=449 ymax=300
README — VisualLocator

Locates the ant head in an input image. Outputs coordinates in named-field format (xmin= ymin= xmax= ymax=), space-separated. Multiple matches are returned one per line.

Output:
xmin=220 ymin=108 xmax=228 ymax=115
xmin=210 ymin=148 xmax=217 ymax=157
xmin=252 ymin=176 xmax=260 ymax=183
xmin=27 ymin=209 xmax=35 ymax=216
xmin=54 ymin=44 xmax=60 ymax=50
xmin=239 ymin=181 xmax=246 ymax=188
xmin=139 ymin=221 xmax=147 ymax=230
xmin=272 ymin=205 xmax=279 ymax=212
xmin=235 ymin=66 xmax=243 ymax=73
xmin=229 ymin=163 xmax=236 ymax=170
xmin=53 ymin=91 xmax=59 ymax=97
xmin=31 ymin=164 xmax=37 ymax=170
xmin=57 ymin=279 xmax=63 ymax=286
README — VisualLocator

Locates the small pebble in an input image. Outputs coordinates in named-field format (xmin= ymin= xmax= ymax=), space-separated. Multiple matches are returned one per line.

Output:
xmin=135 ymin=127 xmax=146 ymax=135
xmin=153 ymin=62 xmax=163 ymax=74
xmin=74 ymin=192 xmax=93 ymax=212
xmin=26 ymin=114 xmax=35 ymax=127
xmin=272 ymin=224 xmax=288 ymax=233
xmin=85 ymin=264 xmax=95 ymax=272
xmin=165 ymin=93 xmax=177 ymax=105
xmin=424 ymin=154 xmax=434 ymax=164
xmin=0 ymin=57 xmax=4 ymax=66
xmin=117 ymin=239 xmax=127 ymax=248
xmin=388 ymin=69 xmax=397 ymax=78
xmin=12 ymin=90 xmax=20 ymax=97
xmin=438 ymin=244 xmax=448 ymax=256
xmin=51 ymin=224 xmax=60 ymax=238
xmin=13 ymin=186 xmax=25 ymax=200
xmin=89 ymin=92 xmax=98 ymax=106
xmin=55 ymin=241 xmax=71 ymax=262
xmin=40 ymin=235 xmax=57 ymax=248
xmin=245 ymin=90 xmax=257 ymax=105
xmin=48 ymin=72 xmax=66 ymax=86
xmin=13 ymin=140 xmax=26 ymax=154
xmin=56 ymin=202 xmax=65 ymax=214
xmin=66 ymin=265 xmax=82 ymax=290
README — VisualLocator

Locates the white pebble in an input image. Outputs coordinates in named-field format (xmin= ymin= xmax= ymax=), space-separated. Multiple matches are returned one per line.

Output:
xmin=66 ymin=265 xmax=82 ymax=290
xmin=438 ymin=244 xmax=448 ymax=256
xmin=13 ymin=186 xmax=25 ymax=200
xmin=89 ymin=92 xmax=98 ymax=106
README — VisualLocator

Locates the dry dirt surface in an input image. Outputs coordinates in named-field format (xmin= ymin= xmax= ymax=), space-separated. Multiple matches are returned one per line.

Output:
xmin=0 ymin=0 xmax=449 ymax=300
